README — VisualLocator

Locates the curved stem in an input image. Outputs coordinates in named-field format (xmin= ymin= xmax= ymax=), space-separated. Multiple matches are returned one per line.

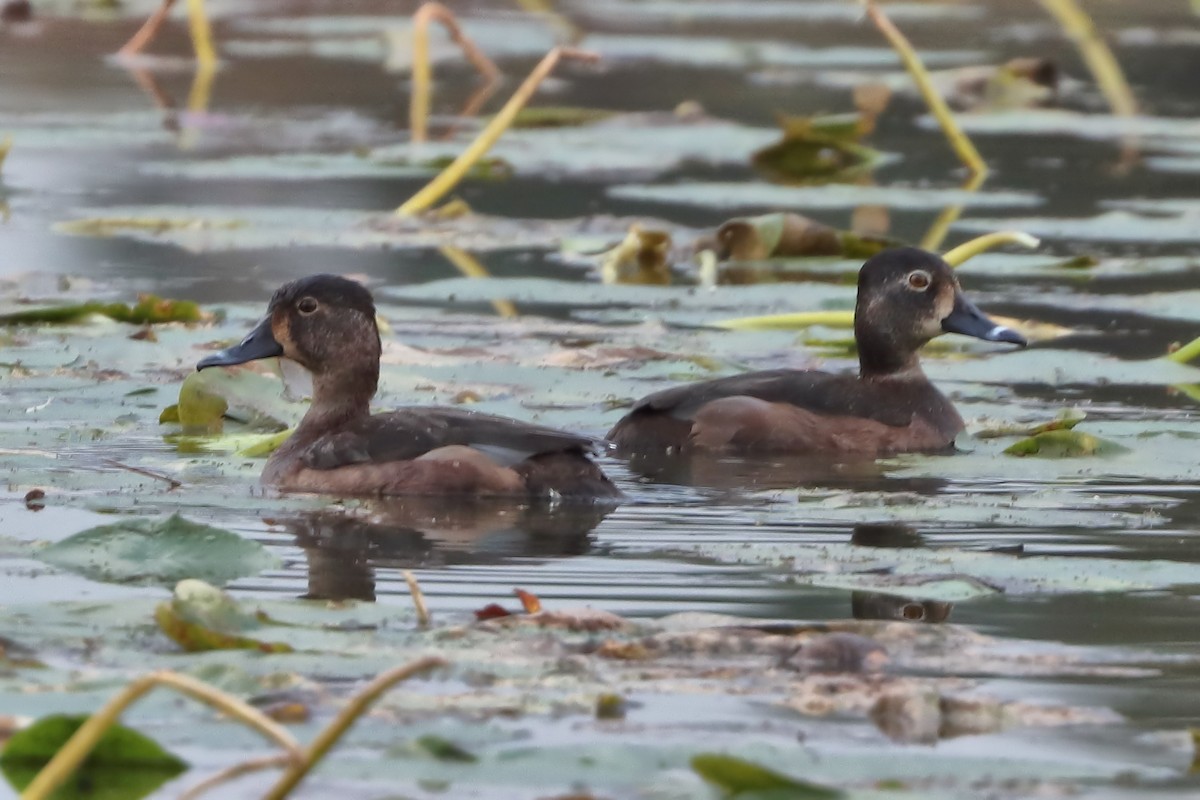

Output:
xmin=262 ymin=656 xmax=448 ymax=800
xmin=117 ymin=0 xmax=178 ymax=58
xmin=942 ymin=231 xmax=1040 ymax=267
xmin=397 ymin=47 xmax=598 ymax=215
xmin=410 ymin=2 xmax=500 ymax=144
xmin=21 ymin=671 xmax=302 ymax=800
xmin=864 ymin=0 xmax=987 ymax=176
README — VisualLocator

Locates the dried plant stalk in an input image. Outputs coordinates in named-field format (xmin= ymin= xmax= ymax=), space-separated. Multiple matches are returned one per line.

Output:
xmin=410 ymin=2 xmax=501 ymax=143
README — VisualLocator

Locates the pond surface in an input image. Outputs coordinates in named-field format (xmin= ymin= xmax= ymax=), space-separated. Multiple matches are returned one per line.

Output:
xmin=3 ymin=0 xmax=1200 ymax=798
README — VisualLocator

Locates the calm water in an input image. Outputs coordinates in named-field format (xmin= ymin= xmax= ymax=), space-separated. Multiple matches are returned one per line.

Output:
xmin=3 ymin=0 xmax=1200 ymax=797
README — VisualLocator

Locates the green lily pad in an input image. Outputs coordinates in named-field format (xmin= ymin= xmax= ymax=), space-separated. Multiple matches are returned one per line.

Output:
xmin=0 ymin=714 xmax=187 ymax=800
xmin=171 ymin=367 xmax=306 ymax=435
xmin=155 ymin=579 xmax=293 ymax=654
xmin=1004 ymin=430 xmax=1126 ymax=458
xmin=37 ymin=514 xmax=279 ymax=587
xmin=691 ymin=753 xmax=843 ymax=799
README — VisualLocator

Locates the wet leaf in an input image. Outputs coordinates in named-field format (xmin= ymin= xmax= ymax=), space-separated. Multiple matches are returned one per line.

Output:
xmin=56 ymin=215 xmax=244 ymax=238
xmin=0 ymin=295 xmax=209 ymax=326
xmin=473 ymin=603 xmax=512 ymax=621
xmin=171 ymin=367 xmax=305 ymax=435
xmin=1003 ymin=430 xmax=1125 ymax=458
xmin=975 ymin=408 xmax=1087 ymax=439
xmin=0 ymin=714 xmax=187 ymax=800
xmin=691 ymin=753 xmax=843 ymax=799
xmin=752 ymin=112 xmax=882 ymax=183
xmin=38 ymin=514 xmax=279 ymax=586
xmin=515 ymin=588 xmax=542 ymax=614
xmin=155 ymin=579 xmax=293 ymax=653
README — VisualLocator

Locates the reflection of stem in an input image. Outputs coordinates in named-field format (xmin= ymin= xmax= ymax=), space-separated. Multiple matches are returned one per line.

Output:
xmin=126 ymin=66 xmax=176 ymax=112
xmin=512 ymin=0 xmax=584 ymax=44
xmin=100 ymin=457 xmax=182 ymax=489
xmin=919 ymin=172 xmax=986 ymax=251
xmin=117 ymin=0 xmax=177 ymax=58
xmin=1036 ymin=0 xmax=1136 ymax=117
xmin=262 ymin=657 xmax=448 ymax=800
xmin=186 ymin=0 xmax=218 ymax=67
xmin=439 ymin=245 xmax=518 ymax=317
xmin=22 ymin=671 xmax=303 ymax=800
xmin=410 ymin=2 xmax=500 ymax=144
xmin=865 ymin=0 xmax=987 ymax=176
xmin=397 ymin=47 xmax=599 ymax=215
xmin=179 ymin=63 xmax=217 ymax=150
xmin=1036 ymin=0 xmax=1138 ymax=168
xmin=178 ymin=754 xmax=293 ymax=800
xmin=440 ymin=79 xmax=502 ymax=141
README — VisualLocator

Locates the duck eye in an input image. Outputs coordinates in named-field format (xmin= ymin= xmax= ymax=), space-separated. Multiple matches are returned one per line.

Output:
xmin=906 ymin=270 xmax=932 ymax=291
xmin=297 ymin=297 xmax=319 ymax=315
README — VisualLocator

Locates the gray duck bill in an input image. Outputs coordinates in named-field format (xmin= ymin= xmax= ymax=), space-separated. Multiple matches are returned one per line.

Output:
xmin=196 ymin=316 xmax=283 ymax=370
xmin=941 ymin=293 xmax=1027 ymax=346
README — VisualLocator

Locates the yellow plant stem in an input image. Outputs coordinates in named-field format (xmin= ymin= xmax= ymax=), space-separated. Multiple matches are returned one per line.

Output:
xmin=864 ymin=0 xmax=987 ymax=176
xmin=1166 ymin=337 xmax=1200 ymax=365
xmin=410 ymin=2 xmax=500 ymax=144
xmin=21 ymin=671 xmax=302 ymax=800
xmin=942 ymin=231 xmax=1040 ymax=266
xmin=117 ymin=0 xmax=177 ymax=58
xmin=513 ymin=0 xmax=584 ymax=43
xmin=919 ymin=171 xmax=986 ymax=251
xmin=397 ymin=47 xmax=599 ymax=216
xmin=403 ymin=570 xmax=432 ymax=628
xmin=714 ymin=310 xmax=855 ymax=331
xmin=713 ymin=230 xmax=1039 ymax=331
xmin=186 ymin=0 xmax=218 ymax=68
xmin=1036 ymin=0 xmax=1136 ymax=118
xmin=262 ymin=656 xmax=449 ymax=800
xmin=439 ymin=245 xmax=518 ymax=317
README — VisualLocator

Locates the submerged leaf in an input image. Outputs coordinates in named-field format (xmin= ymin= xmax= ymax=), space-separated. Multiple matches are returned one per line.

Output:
xmin=508 ymin=106 xmax=617 ymax=128
xmin=155 ymin=579 xmax=293 ymax=653
xmin=691 ymin=753 xmax=843 ymax=799
xmin=414 ymin=735 xmax=478 ymax=762
xmin=0 ymin=714 xmax=186 ymax=800
xmin=1003 ymin=430 xmax=1125 ymax=458
xmin=752 ymin=112 xmax=881 ymax=184
xmin=38 ymin=513 xmax=279 ymax=586
xmin=0 ymin=295 xmax=209 ymax=326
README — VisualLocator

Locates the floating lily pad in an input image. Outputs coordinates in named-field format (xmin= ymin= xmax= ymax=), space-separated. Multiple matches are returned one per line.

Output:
xmin=1004 ymin=430 xmax=1126 ymax=458
xmin=38 ymin=514 xmax=279 ymax=587
xmin=0 ymin=714 xmax=187 ymax=800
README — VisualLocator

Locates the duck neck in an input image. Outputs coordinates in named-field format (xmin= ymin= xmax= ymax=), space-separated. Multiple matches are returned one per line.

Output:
xmin=295 ymin=367 xmax=377 ymax=438
xmin=855 ymin=327 xmax=923 ymax=380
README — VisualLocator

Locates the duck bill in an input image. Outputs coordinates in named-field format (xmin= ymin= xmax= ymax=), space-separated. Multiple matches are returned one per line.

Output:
xmin=942 ymin=293 xmax=1027 ymax=346
xmin=196 ymin=316 xmax=283 ymax=370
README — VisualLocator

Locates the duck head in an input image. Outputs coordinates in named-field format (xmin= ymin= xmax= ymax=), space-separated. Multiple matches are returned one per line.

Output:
xmin=854 ymin=247 xmax=1025 ymax=376
xmin=197 ymin=275 xmax=382 ymax=390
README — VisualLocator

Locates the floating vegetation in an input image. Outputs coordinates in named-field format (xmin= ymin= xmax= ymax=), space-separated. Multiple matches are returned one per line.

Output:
xmin=0 ymin=294 xmax=210 ymax=325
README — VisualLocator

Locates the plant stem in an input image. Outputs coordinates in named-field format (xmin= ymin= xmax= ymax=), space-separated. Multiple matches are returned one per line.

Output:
xmin=439 ymin=246 xmax=518 ymax=318
xmin=942 ymin=231 xmax=1040 ymax=267
xmin=410 ymin=2 xmax=500 ymax=144
xmin=1166 ymin=337 xmax=1200 ymax=365
xmin=864 ymin=0 xmax=987 ymax=176
xmin=185 ymin=0 xmax=218 ymax=67
xmin=403 ymin=570 xmax=432 ymax=628
xmin=117 ymin=0 xmax=177 ymax=58
xmin=262 ymin=656 xmax=448 ymax=800
xmin=1036 ymin=0 xmax=1136 ymax=118
xmin=21 ymin=671 xmax=302 ymax=800
xmin=397 ymin=47 xmax=598 ymax=216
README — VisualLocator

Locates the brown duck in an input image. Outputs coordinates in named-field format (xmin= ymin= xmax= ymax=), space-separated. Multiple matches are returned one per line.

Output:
xmin=607 ymin=247 xmax=1026 ymax=456
xmin=198 ymin=275 xmax=620 ymax=499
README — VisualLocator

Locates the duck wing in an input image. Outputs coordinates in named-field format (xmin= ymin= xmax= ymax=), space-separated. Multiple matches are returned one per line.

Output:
xmin=303 ymin=406 xmax=600 ymax=470
xmin=627 ymin=369 xmax=914 ymax=428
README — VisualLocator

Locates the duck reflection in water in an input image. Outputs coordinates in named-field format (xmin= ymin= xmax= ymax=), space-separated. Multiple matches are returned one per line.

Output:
xmin=849 ymin=523 xmax=953 ymax=624
xmin=284 ymin=498 xmax=614 ymax=602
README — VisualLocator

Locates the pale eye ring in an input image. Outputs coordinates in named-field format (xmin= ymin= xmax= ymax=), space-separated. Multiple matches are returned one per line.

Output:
xmin=906 ymin=270 xmax=932 ymax=291
xmin=297 ymin=297 xmax=319 ymax=315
